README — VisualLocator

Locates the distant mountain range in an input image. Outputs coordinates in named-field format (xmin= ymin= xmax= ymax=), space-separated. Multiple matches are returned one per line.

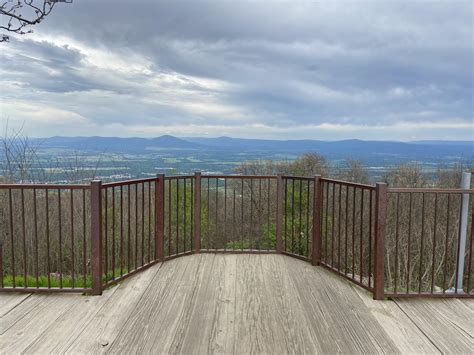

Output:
xmin=34 ymin=135 xmax=473 ymax=161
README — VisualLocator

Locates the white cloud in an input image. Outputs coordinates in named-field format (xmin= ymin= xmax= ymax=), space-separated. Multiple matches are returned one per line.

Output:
xmin=0 ymin=0 xmax=472 ymax=140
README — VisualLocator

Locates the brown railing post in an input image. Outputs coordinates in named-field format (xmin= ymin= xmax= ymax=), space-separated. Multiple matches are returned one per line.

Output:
xmin=276 ymin=174 xmax=284 ymax=253
xmin=374 ymin=182 xmax=387 ymax=300
xmin=155 ymin=174 xmax=165 ymax=261
xmin=312 ymin=175 xmax=322 ymax=265
xmin=193 ymin=172 xmax=202 ymax=252
xmin=90 ymin=180 xmax=103 ymax=295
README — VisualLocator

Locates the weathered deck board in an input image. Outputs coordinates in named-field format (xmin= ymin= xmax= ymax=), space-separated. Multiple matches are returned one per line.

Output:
xmin=0 ymin=293 xmax=30 ymax=317
xmin=394 ymin=298 xmax=473 ymax=354
xmin=0 ymin=294 xmax=78 ymax=353
xmin=284 ymin=256 xmax=400 ymax=353
xmin=107 ymin=254 xmax=202 ymax=353
xmin=66 ymin=262 xmax=163 ymax=353
xmin=353 ymin=287 xmax=440 ymax=354
xmin=0 ymin=254 xmax=472 ymax=355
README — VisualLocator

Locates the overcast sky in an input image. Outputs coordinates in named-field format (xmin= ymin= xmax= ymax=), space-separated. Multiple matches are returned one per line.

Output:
xmin=0 ymin=0 xmax=472 ymax=140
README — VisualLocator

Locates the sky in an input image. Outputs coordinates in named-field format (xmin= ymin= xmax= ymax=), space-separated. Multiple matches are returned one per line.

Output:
xmin=0 ymin=0 xmax=473 ymax=141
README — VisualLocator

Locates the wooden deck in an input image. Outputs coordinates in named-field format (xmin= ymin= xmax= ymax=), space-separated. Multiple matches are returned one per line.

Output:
xmin=0 ymin=254 xmax=472 ymax=354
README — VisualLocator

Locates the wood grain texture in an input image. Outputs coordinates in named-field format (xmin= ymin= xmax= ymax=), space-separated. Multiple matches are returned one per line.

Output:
xmin=394 ymin=298 xmax=473 ymax=354
xmin=0 ymin=254 xmax=472 ymax=355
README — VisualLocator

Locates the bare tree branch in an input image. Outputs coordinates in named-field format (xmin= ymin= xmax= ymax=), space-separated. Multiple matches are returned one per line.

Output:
xmin=1 ymin=0 xmax=71 ymax=42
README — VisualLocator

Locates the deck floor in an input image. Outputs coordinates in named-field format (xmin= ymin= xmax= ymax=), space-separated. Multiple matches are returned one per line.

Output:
xmin=0 ymin=254 xmax=472 ymax=354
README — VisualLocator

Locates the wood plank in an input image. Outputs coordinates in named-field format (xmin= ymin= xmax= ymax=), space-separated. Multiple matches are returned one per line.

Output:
xmin=284 ymin=256 xmax=400 ymax=353
xmin=232 ymin=254 xmax=280 ymax=354
xmin=394 ymin=298 xmax=473 ymax=353
xmin=107 ymin=254 xmax=203 ymax=353
xmin=353 ymin=287 xmax=440 ymax=354
xmin=65 ymin=263 xmax=163 ymax=353
xmin=0 ymin=294 xmax=78 ymax=353
xmin=261 ymin=254 xmax=320 ymax=354
xmin=142 ymin=253 xmax=212 ymax=354
xmin=22 ymin=286 xmax=118 ymax=353
xmin=176 ymin=253 xmax=234 ymax=354
xmin=0 ymin=293 xmax=31 ymax=317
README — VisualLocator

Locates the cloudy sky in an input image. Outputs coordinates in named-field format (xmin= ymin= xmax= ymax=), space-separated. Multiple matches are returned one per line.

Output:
xmin=0 ymin=0 xmax=472 ymax=140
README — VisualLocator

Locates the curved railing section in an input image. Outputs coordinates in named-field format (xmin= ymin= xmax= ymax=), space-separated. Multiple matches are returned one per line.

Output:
xmin=0 ymin=174 xmax=472 ymax=299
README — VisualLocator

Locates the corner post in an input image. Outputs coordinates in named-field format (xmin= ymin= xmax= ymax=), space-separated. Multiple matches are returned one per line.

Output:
xmin=312 ymin=175 xmax=322 ymax=265
xmin=193 ymin=172 xmax=202 ymax=252
xmin=90 ymin=180 xmax=103 ymax=295
xmin=276 ymin=174 xmax=284 ymax=253
xmin=455 ymin=171 xmax=471 ymax=292
xmin=374 ymin=182 xmax=388 ymax=300
xmin=155 ymin=174 xmax=165 ymax=261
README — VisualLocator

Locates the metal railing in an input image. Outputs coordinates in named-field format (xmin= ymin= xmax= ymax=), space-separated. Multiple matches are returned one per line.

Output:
xmin=0 ymin=173 xmax=472 ymax=299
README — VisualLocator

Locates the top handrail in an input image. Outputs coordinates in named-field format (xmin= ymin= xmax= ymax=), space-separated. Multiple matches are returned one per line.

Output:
xmin=320 ymin=177 xmax=375 ymax=190
xmin=387 ymin=187 xmax=474 ymax=194
xmin=101 ymin=177 xmax=158 ymax=187
xmin=203 ymin=174 xmax=277 ymax=179
xmin=0 ymin=183 xmax=89 ymax=189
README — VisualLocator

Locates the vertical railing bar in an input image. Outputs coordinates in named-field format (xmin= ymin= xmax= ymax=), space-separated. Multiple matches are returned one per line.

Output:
xmin=351 ymin=186 xmax=356 ymax=279
xmin=324 ymin=182 xmax=328 ymax=263
xmin=207 ymin=178 xmax=210 ymax=250
xmin=176 ymin=179 xmax=179 ymax=255
xmin=120 ymin=186 xmax=124 ymax=277
xmin=184 ymin=178 xmax=187 ymax=253
xmin=58 ymin=189 xmax=63 ymax=288
xmin=33 ymin=189 xmax=39 ymax=287
xmin=82 ymin=189 xmax=86 ymax=288
xmin=368 ymin=189 xmax=373 ymax=288
xmin=112 ymin=186 xmax=116 ymax=279
xmin=359 ymin=188 xmax=364 ymax=284
xmin=135 ymin=184 xmax=138 ymax=269
xmin=168 ymin=179 xmax=172 ymax=256
xmin=190 ymin=176 xmax=194 ymax=251
xmin=71 ymin=189 xmax=75 ymax=288
xmin=331 ymin=183 xmax=335 ymax=267
xmin=141 ymin=183 xmax=145 ymax=266
xmin=241 ymin=178 xmax=244 ymax=251
xmin=224 ymin=178 xmax=227 ymax=251
xmin=21 ymin=189 xmax=27 ymax=288
xmin=250 ymin=179 xmax=254 ymax=250
xmin=104 ymin=188 xmax=108 ymax=282
xmin=394 ymin=192 xmax=400 ymax=294
xmin=407 ymin=192 xmax=412 ymax=294
xmin=418 ymin=193 xmax=425 ymax=294
xmin=298 ymin=179 xmax=303 ymax=256
xmin=233 ymin=186 xmax=236 ymax=251
xmin=344 ymin=186 xmax=349 ymax=276
xmin=443 ymin=194 xmax=450 ymax=293
xmin=344 ymin=185 xmax=349 ymax=275
xmin=258 ymin=178 xmax=262 ymax=250
xmin=215 ymin=177 xmax=219 ymax=251
xmin=267 ymin=178 xmax=271 ymax=251
xmin=127 ymin=185 xmax=131 ymax=273
xmin=291 ymin=179 xmax=295 ymax=254
xmin=430 ymin=193 xmax=438 ymax=294
xmin=148 ymin=182 xmax=151 ymax=263
xmin=306 ymin=180 xmax=310 ymax=257
xmin=284 ymin=178 xmax=288 ymax=252
xmin=46 ymin=189 xmax=50 ymax=288
xmin=337 ymin=184 xmax=342 ymax=271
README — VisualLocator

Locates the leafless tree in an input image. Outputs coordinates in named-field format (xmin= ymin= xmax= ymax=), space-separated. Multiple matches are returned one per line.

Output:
xmin=1 ymin=0 xmax=71 ymax=43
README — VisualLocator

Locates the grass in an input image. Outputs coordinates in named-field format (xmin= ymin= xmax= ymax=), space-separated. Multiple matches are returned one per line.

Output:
xmin=2 ymin=267 xmax=130 ymax=289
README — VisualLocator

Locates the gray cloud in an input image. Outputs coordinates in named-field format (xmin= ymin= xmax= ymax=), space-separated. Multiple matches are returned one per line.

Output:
xmin=0 ymin=0 xmax=472 ymax=140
